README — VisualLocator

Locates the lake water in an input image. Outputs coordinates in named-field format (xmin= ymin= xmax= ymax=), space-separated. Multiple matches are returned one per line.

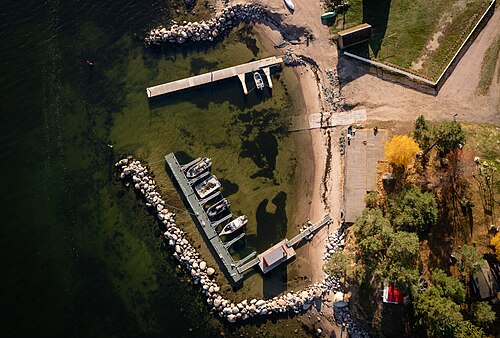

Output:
xmin=0 ymin=0 xmax=311 ymax=336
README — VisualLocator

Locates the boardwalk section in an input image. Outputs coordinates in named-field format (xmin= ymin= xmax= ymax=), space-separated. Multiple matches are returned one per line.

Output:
xmin=289 ymin=109 xmax=366 ymax=132
xmin=344 ymin=129 xmax=388 ymax=223
xmin=147 ymin=56 xmax=283 ymax=97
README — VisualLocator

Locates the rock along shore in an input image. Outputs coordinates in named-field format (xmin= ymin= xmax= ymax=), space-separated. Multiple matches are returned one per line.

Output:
xmin=115 ymin=157 xmax=368 ymax=336
xmin=145 ymin=3 xmax=270 ymax=44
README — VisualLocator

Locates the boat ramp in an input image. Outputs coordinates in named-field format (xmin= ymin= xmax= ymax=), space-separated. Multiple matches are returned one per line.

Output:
xmin=165 ymin=152 xmax=331 ymax=284
xmin=147 ymin=56 xmax=283 ymax=97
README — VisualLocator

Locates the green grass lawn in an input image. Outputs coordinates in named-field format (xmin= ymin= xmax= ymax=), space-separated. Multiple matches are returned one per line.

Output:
xmin=331 ymin=0 xmax=491 ymax=80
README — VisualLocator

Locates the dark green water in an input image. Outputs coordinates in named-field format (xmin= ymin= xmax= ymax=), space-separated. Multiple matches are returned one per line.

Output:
xmin=1 ymin=0 xmax=306 ymax=337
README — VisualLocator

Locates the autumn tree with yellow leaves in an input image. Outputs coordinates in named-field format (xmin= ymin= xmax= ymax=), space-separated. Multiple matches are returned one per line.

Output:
xmin=491 ymin=232 xmax=500 ymax=261
xmin=385 ymin=135 xmax=421 ymax=167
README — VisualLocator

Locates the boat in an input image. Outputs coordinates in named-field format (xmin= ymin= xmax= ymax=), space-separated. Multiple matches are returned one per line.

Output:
xmin=219 ymin=215 xmax=248 ymax=236
xmin=185 ymin=157 xmax=212 ymax=178
xmin=194 ymin=175 xmax=221 ymax=198
xmin=253 ymin=72 xmax=264 ymax=90
xmin=206 ymin=198 xmax=231 ymax=218
xmin=321 ymin=12 xmax=337 ymax=20
xmin=284 ymin=0 xmax=295 ymax=11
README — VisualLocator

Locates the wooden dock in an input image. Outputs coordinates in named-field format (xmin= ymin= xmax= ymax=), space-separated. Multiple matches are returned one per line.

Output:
xmin=289 ymin=109 xmax=367 ymax=132
xmin=147 ymin=56 xmax=283 ymax=97
xmin=287 ymin=215 xmax=331 ymax=247
xmin=165 ymin=153 xmax=244 ymax=284
xmin=344 ymin=129 xmax=388 ymax=223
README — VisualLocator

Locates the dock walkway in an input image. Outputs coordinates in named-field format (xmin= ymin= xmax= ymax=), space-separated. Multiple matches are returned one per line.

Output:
xmin=287 ymin=215 xmax=331 ymax=247
xmin=165 ymin=153 xmax=244 ymax=284
xmin=147 ymin=56 xmax=283 ymax=97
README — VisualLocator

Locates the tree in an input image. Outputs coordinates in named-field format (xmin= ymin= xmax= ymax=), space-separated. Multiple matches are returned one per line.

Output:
xmin=435 ymin=121 xmax=466 ymax=156
xmin=470 ymin=301 xmax=496 ymax=328
xmin=491 ymin=232 xmax=500 ymax=261
xmin=413 ymin=115 xmax=433 ymax=152
xmin=325 ymin=249 xmax=352 ymax=278
xmin=382 ymin=231 xmax=420 ymax=293
xmin=455 ymin=321 xmax=486 ymax=338
xmin=354 ymin=208 xmax=393 ymax=263
xmin=431 ymin=269 xmax=465 ymax=303
xmin=455 ymin=245 xmax=485 ymax=280
xmin=414 ymin=287 xmax=464 ymax=337
xmin=365 ymin=191 xmax=378 ymax=209
xmin=388 ymin=184 xmax=438 ymax=237
xmin=385 ymin=135 xmax=421 ymax=167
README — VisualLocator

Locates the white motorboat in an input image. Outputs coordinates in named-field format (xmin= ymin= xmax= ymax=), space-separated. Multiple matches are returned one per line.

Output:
xmin=194 ymin=175 xmax=220 ymax=198
xmin=253 ymin=72 xmax=265 ymax=90
xmin=185 ymin=157 xmax=212 ymax=178
xmin=284 ymin=0 xmax=295 ymax=11
xmin=219 ymin=215 xmax=248 ymax=236
xmin=206 ymin=199 xmax=231 ymax=218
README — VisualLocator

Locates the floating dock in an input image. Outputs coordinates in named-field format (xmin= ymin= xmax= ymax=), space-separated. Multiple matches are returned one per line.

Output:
xmin=147 ymin=56 xmax=283 ymax=97
xmin=166 ymin=153 xmax=245 ymax=284
xmin=165 ymin=152 xmax=331 ymax=283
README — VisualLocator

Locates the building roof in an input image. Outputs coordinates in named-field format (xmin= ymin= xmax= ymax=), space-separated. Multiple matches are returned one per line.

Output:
xmin=383 ymin=283 xmax=405 ymax=304
xmin=338 ymin=23 xmax=372 ymax=36
xmin=263 ymin=245 xmax=287 ymax=267
xmin=472 ymin=260 xmax=500 ymax=300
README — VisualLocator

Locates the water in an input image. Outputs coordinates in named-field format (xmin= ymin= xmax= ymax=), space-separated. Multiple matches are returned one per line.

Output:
xmin=0 ymin=0 xmax=307 ymax=336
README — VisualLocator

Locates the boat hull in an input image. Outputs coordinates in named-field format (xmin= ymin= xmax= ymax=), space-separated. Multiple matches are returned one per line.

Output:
xmin=194 ymin=176 xmax=221 ymax=199
xmin=219 ymin=216 xmax=248 ymax=236
xmin=186 ymin=157 xmax=211 ymax=178
xmin=284 ymin=0 xmax=295 ymax=11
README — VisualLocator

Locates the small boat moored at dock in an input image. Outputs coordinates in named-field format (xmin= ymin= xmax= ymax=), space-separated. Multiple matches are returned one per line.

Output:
xmin=219 ymin=215 xmax=248 ymax=236
xmin=185 ymin=157 xmax=212 ymax=178
xmin=284 ymin=0 xmax=295 ymax=11
xmin=194 ymin=175 xmax=221 ymax=198
xmin=206 ymin=198 xmax=231 ymax=219
xmin=253 ymin=72 xmax=265 ymax=90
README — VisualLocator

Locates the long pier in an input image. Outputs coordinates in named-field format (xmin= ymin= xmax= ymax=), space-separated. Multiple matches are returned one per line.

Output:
xmin=147 ymin=56 xmax=283 ymax=97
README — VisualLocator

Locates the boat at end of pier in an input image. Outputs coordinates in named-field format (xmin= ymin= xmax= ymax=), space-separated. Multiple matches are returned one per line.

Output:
xmin=186 ymin=157 xmax=212 ymax=178
xmin=284 ymin=0 xmax=295 ymax=12
xmin=219 ymin=215 xmax=248 ymax=236
xmin=253 ymin=72 xmax=265 ymax=90
xmin=206 ymin=198 xmax=231 ymax=218
xmin=195 ymin=175 xmax=221 ymax=198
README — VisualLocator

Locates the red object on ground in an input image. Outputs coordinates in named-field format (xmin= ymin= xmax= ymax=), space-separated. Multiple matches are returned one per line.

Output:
xmin=386 ymin=284 xmax=404 ymax=304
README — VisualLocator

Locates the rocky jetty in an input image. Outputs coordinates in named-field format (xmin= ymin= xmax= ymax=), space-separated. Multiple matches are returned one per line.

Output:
xmin=284 ymin=49 xmax=305 ymax=66
xmin=115 ymin=157 xmax=368 ymax=334
xmin=145 ymin=3 xmax=267 ymax=44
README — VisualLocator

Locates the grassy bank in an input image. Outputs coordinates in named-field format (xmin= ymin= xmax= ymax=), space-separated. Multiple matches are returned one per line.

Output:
xmin=331 ymin=0 xmax=490 ymax=80
xmin=477 ymin=36 xmax=500 ymax=95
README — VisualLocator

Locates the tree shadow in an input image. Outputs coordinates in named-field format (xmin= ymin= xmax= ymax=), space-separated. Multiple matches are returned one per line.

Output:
xmin=362 ymin=0 xmax=392 ymax=57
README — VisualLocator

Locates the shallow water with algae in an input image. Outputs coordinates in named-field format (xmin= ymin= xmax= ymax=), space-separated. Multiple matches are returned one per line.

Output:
xmin=1 ymin=0 xmax=309 ymax=336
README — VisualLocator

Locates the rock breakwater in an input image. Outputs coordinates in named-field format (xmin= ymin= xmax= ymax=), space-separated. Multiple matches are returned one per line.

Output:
xmin=145 ymin=3 xmax=267 ymax=44
xmin=115 ymin=157 xmax=368 ymax=335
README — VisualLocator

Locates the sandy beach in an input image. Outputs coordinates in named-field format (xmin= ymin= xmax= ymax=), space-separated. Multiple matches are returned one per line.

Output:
xmin=249 ymin=0 xmax=344 ymax=284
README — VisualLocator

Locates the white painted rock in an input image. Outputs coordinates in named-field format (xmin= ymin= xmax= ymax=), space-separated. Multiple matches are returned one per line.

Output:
xmin=199 ymin=261 xmax=207 ymax=270
xmin=207 ymin=267 xmax=215 ymax=276
xmin=255 ymin=299 xmax=266 ymax=307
